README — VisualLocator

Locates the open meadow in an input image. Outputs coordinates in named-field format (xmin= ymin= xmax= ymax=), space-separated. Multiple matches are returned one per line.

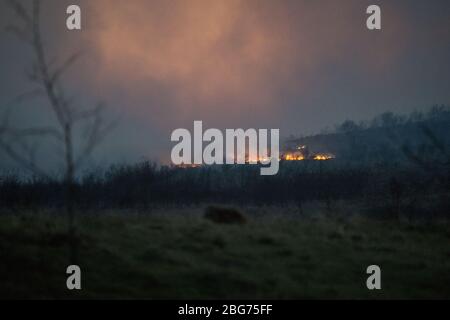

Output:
xmin=1 ymin=205 xmax=449 ymax=299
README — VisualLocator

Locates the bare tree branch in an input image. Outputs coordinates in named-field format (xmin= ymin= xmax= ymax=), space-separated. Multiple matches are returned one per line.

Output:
xmin=6 ymin=0 xmax=32 ymax=26
xmin=75 ymin=109 xmax=117 ymax=169
xmin=3 ymin=0 xmax=114 ymax=178
xmin=50 ymin=51 xmax=82 ymax=84
xmin=0 ymin=139 xmax=51 ymax=180
xmin=2 ymin=126 xmax=64 ymax=142
xmin=420 ymin=124 xmax=449 ymax=158
xmin=2 ymin=0 xmax=114 ymax=265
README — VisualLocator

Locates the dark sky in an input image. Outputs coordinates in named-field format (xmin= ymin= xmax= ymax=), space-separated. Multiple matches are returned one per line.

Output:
xmin=1 ymin=0 xmax=449 ymax=170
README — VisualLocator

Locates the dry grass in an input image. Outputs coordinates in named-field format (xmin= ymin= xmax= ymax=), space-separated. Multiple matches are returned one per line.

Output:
xmin=1 ymin=206 xmax=449 ymax=299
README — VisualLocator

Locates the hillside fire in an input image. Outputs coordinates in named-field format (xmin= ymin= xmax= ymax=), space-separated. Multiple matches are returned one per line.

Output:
xmin=282 ymin=152 xmax=335 ymax=161
xmin=283 ymin=152 xmax=305 ymax=161
xmin=313 ymin=153 xmax=335 ymax=161
xmin=282 ymin=145 xmax=335 ymax=161
xmin=175 ymin=144 xmax=335 ymax=168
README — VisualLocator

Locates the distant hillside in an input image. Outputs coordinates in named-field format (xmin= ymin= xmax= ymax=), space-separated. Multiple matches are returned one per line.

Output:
xmin=286 ymin=106 xmax=450 ymax=165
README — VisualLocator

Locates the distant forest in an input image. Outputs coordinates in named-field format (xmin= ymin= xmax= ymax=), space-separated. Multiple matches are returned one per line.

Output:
xmin=1 ymin=106 xmax=449 ymax=218
xmin=286 ymin=104 xmax=450 ymax=165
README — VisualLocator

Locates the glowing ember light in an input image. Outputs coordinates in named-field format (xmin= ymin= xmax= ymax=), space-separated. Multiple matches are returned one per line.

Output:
xmin=176 ymin=163 xmax=201 ymax=168
xmin=174 ymin=149 xmax=335 ymax=165
xmin=313 ymin=153 xmax=335 ymax=161
xmin=284 ymin=153 xmax=305 ymax=161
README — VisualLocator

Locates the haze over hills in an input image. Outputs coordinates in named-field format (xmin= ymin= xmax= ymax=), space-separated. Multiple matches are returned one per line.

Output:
xmin=284 ymin=105 xmax=450 ymax=166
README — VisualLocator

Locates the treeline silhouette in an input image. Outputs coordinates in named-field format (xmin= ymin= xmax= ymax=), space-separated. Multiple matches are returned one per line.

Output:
xmin=0 ymin=160 xmax=448 ymax=217
xmin=1 ymin=106 xmax=449 ymax=218
xmin=288 ymin=105 xmax=450 ymax=165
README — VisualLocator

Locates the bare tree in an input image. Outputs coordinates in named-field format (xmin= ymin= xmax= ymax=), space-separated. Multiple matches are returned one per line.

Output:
xmin=0 ymin=0 xmax=114 ymax=263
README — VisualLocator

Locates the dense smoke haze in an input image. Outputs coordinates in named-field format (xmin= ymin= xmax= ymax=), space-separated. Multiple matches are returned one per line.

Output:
xmin=1 ymin=0 xmax=449 ymax=169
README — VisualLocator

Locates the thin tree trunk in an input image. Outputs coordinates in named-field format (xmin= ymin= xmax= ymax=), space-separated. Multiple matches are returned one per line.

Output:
xmin=65 ymin=123 xmax=78 ymax=264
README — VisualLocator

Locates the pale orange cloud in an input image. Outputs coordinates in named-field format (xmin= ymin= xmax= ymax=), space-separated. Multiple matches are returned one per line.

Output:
xmin=82 ymin=0 xmax=316 ymax=125
xmin=68 ymin=0 xmax=432 ymax=132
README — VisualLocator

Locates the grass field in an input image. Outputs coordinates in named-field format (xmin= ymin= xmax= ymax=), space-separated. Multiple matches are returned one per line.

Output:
xmin=1 ymin=207 xmax=449 ymax=299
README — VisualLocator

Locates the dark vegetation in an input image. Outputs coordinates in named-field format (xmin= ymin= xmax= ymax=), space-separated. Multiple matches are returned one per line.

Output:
xmin=2 ymin=212 xmax=450 ymax=299
xmin=1 ymin=106 xmax=449 ymax=219
xmin=289 ymin=105 xmax=450 ymax=165
xmin=1 ymin=106 xmax=449 ymax=299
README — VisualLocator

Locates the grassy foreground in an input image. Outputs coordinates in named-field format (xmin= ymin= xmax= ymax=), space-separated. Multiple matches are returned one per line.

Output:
xmin=0 ymin=208 xmax=449 ymax=299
